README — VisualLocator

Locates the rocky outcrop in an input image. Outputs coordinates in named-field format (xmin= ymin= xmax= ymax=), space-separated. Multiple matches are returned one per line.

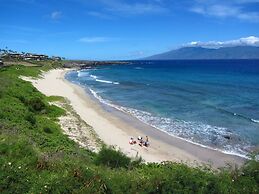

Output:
xmin=63 ymin=60 xmax=130 ymax=69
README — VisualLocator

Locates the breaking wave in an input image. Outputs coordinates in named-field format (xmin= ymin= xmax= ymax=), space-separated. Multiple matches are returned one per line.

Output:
xmin=88 ymin=87 xmax=250 ymax=159
xmin=90 ymin=74 xmax=119 ymax=85
xmin=251 ymin=119 xmax=259 ymax=123
xmin=77 ymin=70 xmax=89 ymax=77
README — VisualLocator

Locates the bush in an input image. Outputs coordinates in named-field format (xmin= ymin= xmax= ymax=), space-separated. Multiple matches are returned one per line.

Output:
xmin=95 ymin=146 xmax=131 ymax=169
xmin=27 ymin=97 xmax=46 ymax=112
xmin=25 ymin=113 xmax=36 ymax=125
xmin=47 ymin=105 xmax=65 ymax=118
xmin=242 ymin=159 xmax=259 ymax=184
xmin=43 ymin=127 xmax=52 ymax=134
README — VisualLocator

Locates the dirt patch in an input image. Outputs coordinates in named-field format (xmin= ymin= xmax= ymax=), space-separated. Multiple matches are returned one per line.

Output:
xmin=52 ymin=100 xmax=102 ymax=152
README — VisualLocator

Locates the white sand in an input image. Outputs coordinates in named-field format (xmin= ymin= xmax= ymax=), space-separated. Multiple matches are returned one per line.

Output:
xmin=22 ymin=69 xmax=245 ymax=168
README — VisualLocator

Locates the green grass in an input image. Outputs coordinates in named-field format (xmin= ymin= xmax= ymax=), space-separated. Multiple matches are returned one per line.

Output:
xmin=0 ymin=64 xmax=258 ymax=194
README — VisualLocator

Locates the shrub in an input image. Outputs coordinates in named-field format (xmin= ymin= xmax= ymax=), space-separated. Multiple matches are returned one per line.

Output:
xmin=17 ymin=95 xmax=26 ymax=103
xmin=27 ymin=97 xmax=46 ymax=112
xmin=25 ymin=113 xmax=36 ymax=125
xmin=95 ymin=146 xmax=131 ymax=169
xmin=43 ymin=127 xmax=52 ymax=134
xmin=47 ymin=105 xmax=66 ymax=118
xmin=242 ymin=159 xmax=259 ymax=184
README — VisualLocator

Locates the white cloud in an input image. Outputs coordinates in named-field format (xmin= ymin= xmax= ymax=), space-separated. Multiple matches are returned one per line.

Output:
xmin=225 ymin=36 xmax=259 ymax=47
xmin=190 ymin=1 xmax=259 ymax=22
xmin=99 ymin=0 xmax=168 ymax=15
xmin=235 ymin=0 xmax=259 ymax=3
xmin=108 ymin=3 xmax=166 ymax=14
xmin=79 ymin=37 xmax=113 ymax=43
xmin=50 ymin=11 xmax=62 ymax=20
xmin=186 ymin=36 xmax=259 ymax=48
xmin=87 ymin=11 xmax=113 ymax=19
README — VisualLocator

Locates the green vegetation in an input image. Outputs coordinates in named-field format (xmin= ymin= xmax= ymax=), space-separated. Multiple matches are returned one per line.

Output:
xmin=94 ymin=146 xmax=142 ymax=169
xmin=0 ymin=64 xmax=258 ymax=194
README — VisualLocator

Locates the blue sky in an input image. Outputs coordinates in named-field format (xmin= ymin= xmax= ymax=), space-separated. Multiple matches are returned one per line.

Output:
xmin=1 ymin=0 xmax=259 ymax=60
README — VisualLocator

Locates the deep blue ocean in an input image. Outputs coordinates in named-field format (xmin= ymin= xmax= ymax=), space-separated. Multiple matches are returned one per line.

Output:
xmin=66 ymin=60 xmax=259 ymax=158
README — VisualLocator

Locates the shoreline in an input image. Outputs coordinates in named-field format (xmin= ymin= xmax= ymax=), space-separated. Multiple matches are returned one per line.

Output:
xmin=85 ymin=86 xmax=249 ymax=160
xmin=25 ymin=68 xmax=246 ymax=168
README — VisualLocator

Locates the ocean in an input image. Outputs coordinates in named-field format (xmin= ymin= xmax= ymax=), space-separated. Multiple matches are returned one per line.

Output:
xmin=65 ymin=60 xmax=259 ymax=158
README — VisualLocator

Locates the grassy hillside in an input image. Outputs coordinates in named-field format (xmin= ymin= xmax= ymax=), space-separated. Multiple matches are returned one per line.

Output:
xmin=0 ymin=64 xmax=258 ymax=194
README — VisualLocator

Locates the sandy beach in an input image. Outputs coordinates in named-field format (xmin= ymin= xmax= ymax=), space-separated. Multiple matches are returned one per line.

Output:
xmin=23 ymin=68 xmax=246 ymax=168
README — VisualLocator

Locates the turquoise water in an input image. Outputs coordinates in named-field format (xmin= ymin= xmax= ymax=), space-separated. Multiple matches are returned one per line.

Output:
xmin=66 ymin=60 xmax=259 ymax=158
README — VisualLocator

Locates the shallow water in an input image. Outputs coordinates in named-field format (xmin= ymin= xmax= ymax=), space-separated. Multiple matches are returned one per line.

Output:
xmin=66 ymin=60 xmax=259 ymax=158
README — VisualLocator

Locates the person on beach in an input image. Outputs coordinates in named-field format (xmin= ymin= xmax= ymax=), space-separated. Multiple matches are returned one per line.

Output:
xmin=129 ymin=137 xmax=136 ymax=145
xmin=138 ymin=136 xmax=144 ymax=146
xmin=144 ymin=136 xmax=149 ymax=147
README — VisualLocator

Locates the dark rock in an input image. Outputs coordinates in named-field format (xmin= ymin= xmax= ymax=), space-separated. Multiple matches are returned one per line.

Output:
xmin=63 ymin=60 xmax=130 ymax=69
xmin=223 ymin=135 xmax=231 ymax=140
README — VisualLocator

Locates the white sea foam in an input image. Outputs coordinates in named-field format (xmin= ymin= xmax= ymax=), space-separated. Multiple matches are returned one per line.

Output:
xmin=77 ymin=71 xmax=89 ymax=77
xmin=96 ymin=79 xmax=113 ymax=84
xmin=89 ymin=74 xmax=119 ymax=85
xmin=88 ymin=88 xmax=115 ymax=108
xmin=87 ymin=87 xmax=250 ymax=159
xmin=251 ymin=119 xmax=259 ymax=123
xmin=95 ymin=79 xmax=119 ymax=85
xmin=90 ymin=75 xmax=98 ymax=79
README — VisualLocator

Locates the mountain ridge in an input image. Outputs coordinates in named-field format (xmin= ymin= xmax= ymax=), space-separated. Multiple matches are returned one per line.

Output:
xmin=144 ymin=46 xmax=259 ymax=60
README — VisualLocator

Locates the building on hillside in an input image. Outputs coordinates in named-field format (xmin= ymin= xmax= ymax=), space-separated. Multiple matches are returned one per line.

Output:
xmin=52 ymin=56 xmax=62 ymax=61
xmin=23 ymin=54 xmax=49 ymax=61
xmin=0 ymin=49 xmax=52 ymax=61
xmin=6 ymin=53 xmax=23 ymax=60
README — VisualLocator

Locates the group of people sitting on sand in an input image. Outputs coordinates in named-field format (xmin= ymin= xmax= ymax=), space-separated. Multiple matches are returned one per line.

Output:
xmin=129 ymin=136 xmax=149 ymax=147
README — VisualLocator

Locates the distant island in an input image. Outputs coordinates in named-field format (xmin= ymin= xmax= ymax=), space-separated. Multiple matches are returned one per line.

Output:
xmin=144 ymin=46 xmax=259 ymax=60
